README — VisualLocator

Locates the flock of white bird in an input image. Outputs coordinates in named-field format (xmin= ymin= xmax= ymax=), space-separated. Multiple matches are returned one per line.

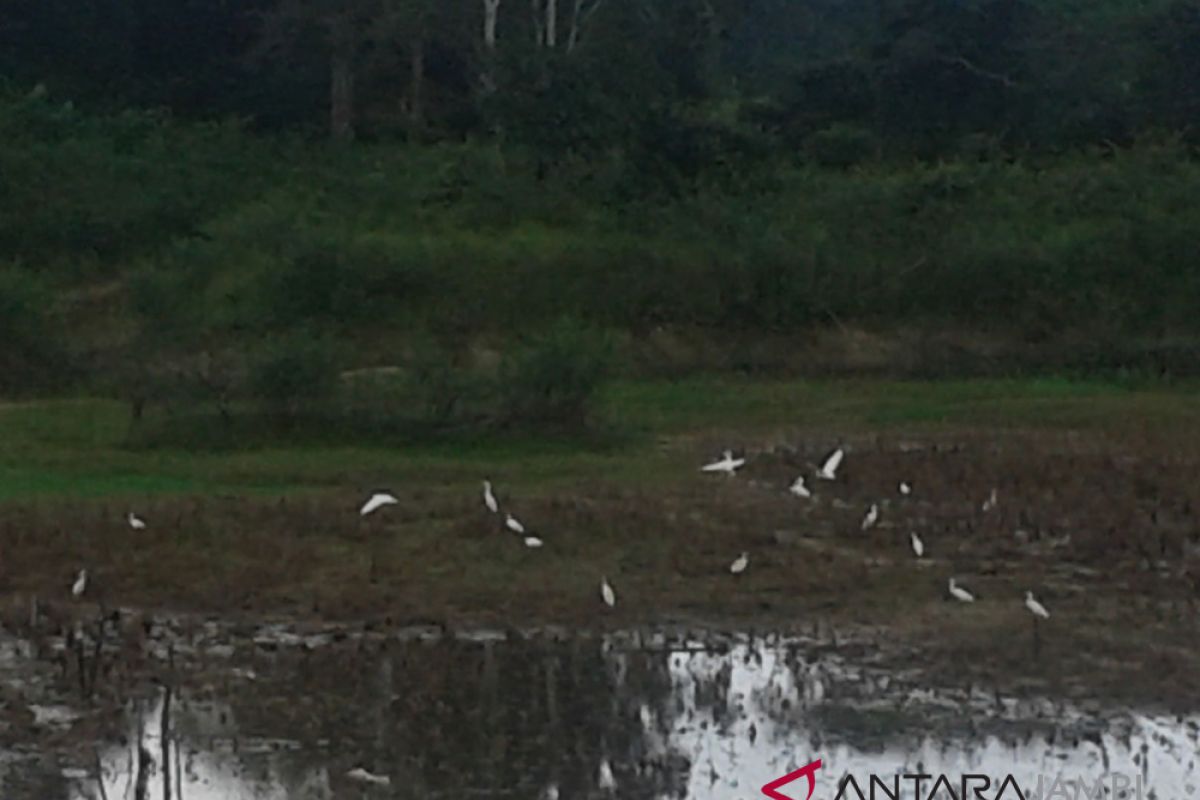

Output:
xmin=698 ymin=445 xmax=1053 ymax=622
xmin=74 ymin=445 xmax=1051 ymax=624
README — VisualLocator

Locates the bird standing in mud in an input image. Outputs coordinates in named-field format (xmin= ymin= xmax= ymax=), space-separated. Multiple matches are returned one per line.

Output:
xmin=600 ymin=576 xmax=616 ymax=608
xmin=505 ymin=513 xmax=525 ymax=534
xmin=346 ymin=767 xmax=391 ymax=786
xmin=817 ymin=447 xmax=844 ymax=480
xmin=910 ymin=532 xmax=924 ymax=558
xmin=899 ymin=481 xmax=911 ymax=496
xmin=861 ymin=503 xmax=879 ymax=531
xmin=948 ymin=577 xmax=974 ymax=603
xmin=598 ymin=758 xmax=617 ymax=792
xmin=1024 ymin=591 xmax=1050 ymax=619
xmin=982 ymin=488 xmax=998 ymax=512
xmin=482 ymin=480 xmax=499 ymax=514
xmin=701 ymin=450 xmax=745 ymax=475
xmin=789 ymin=476 xmax=812 ymax=498
xmin=730 ymin=552 xmax=749 ymax=574
xmin=523 ymin=536 xmax=544 ymax=548
xmin=71 ymin=569 xmax=87 ymax=598
xmin=127 ymin=512 xmax=146 ymax=530
xmin=360 ymin=492 xmax=398 ymax=516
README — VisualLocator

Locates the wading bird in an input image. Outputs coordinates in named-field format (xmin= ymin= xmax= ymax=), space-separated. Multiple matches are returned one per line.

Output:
xmin=861 ymin=503 xmax=879 ymax=531
xmin=127 ymin=512 xmax=146 ymax=530
xmin=910 ymin=531 xmax=924 ymax=558
xmin=948 ymin=577 xmax=975 ymax=603
xmin=789 ymin=476 xmax=812 ymax=498
xmin=360 ymin=492 xmax=398 ymax=516
xmin=505 ymin=513 xmax=525 ymax=534
xmin=982 ymin=488 xmax=998 ymax=512
xmin=346 ymin=767 xmax=391 ymax=786
xmin=1025 ymin=591 xmax=1050 ymax=619
xmin=701 ymin=450 xmax=745 ymax=475
xmin=598 ymin=759 xmax=617 ymax=792
xmin=601 ymin=576 xmax=616 ymax=608
xmin=483 ymin=480 xmax=499 ymax=514
xmin=817 ymin=448 xmax=844 ymax=480
xmin=71 ymin=569 xmax=87 ymax=598
xmin=899 ymin=481 xmax=911 ymax=496
xmin=524 ymin=536 xmax=544 ymax=548
xmin=730 ymin=552 xmax=749 ymax=574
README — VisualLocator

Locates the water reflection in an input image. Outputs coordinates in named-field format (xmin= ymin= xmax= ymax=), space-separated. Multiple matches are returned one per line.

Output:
xmin=64 ymin=632 xmax=1199 ymax=800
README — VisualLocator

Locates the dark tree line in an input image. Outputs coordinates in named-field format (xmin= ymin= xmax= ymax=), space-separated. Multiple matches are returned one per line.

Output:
xmin=2 ymin=0 xmax=1198 ymax=160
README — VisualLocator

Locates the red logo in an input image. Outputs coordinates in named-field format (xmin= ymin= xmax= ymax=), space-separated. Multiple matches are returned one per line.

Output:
xmin=762 ymin=759 xmax=823 ymax=800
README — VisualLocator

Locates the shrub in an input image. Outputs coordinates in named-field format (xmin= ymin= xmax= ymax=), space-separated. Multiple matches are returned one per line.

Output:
xmin=499 ymin=319 xmax=614 ymax=430
xmin=0 ymin=267 xmax=65 ymax=392
xmin=247 ymin=330 xmax=340 ymax=422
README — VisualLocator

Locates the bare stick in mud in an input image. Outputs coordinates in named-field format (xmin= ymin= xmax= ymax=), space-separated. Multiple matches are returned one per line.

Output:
xmin=93 ymin=748 xmax=109 ymax=800
xmin=161 ymin=681 xmax=172 ymax=800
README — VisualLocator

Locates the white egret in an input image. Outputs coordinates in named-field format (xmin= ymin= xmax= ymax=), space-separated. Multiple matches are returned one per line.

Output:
xmin=598 ymin=758 xmax=617 ymax=792
xmin=899 ymin=481 xmax=911 ymax=496
xmin=360 ymin=492 xmax=398 ymax=516
xmin=789 ymin=476 xmax=812 ymax=498
xmin=861 ymin=503 xmax=879 ymax=531
xmin=816 ymin=448 xmax=844 ymax=480
xmin=1025 ymin=591 xmax=1050 ymax=619
xmin=505 ymin=513 xmax=525 ymax=534
xmin=910 ymin=531 xmax=924 ymax=558
xmin=600 ymin=576 xmax=616 ymax=608
xmin=948 ymin=577 xmax=975 ymax=603
xmin=483 ymin=480 xmax=499 ymax=513
xmin=346 ymin=767 xmax=391 ymax=786
xmin=982 ymin=488 xmax=998 ymax=512
xmin=127 ymin=512 xmax=146 ymax=530
xmin=730 ymin=552 xmax=749 ymax=574
xmin=700 ymin=450 xmax=745 ymax=475
xmin=542 ymin=784 xmax=560 ymax=800
xmin=71 ymin=569 xmax=87 ymax=598
xmin=524 ymin=536 xmax=544 ymax=548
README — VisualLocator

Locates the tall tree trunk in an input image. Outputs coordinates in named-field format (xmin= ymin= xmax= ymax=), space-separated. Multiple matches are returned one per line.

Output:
xmin=483 ymin=0 xmax=500 ymax=50
xmin=532 ymin=0 xmax=544 ymax=46
xmin=481 ymin=0 xmax=501 ymax=92
xmin=330 ymin=45 xmax=355 ymax=140
xmin=545 ymin=0 xmax=557 ymax=47
xmin=408 ymin=34 xmax=425 ymax=138
xmin=567 ymin=0 xmax=603 ymax=53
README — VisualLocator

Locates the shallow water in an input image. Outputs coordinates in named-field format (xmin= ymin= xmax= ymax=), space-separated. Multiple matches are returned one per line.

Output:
xmin=12 ymin=628 xmax=1198 ymax=800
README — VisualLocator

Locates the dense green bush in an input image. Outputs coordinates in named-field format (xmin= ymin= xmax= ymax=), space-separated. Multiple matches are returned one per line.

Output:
xmin=499 ymin=320 xmax=614 ymax=430
xmin=247 ymin=330 xmax=340 ymax=422
xmin=0 ymin=268 xmax=65 ymax=392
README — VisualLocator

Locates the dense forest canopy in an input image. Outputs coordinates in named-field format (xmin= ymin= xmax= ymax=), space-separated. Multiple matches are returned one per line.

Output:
xmin=2 ymin=0 xmax=1197 ymax=156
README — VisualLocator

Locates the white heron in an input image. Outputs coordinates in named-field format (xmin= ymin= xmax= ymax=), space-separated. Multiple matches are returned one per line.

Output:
xmin=910 ymin=531 xmax=924 ymax=558
xmin=127 ymin=512 xmax=146 ymax=530
xmin=816 ymin=447 xmax=844 ymax=480
xmin=789 ymin=476 xmax=812 ymax=498
xmin=899 ymin=481 xmax=911 ymax=496
xmin=598 ymin=758 xmax=617 ymax=792
xmin=982 ymin=488 xmax=998 ymax=512
xmin=483 ymin=480 xmax=499 ymax=514
xmin=600 ymin=576 xmax=616 ymax=608
xmin=524 ymin=536 xmax=544 ymax=548
xmin=505 ymin=513 xmax=525 ymax=534
xmin=948 ymin=577 xmax=975 ymax=603
xmin=71 ymin=569 xmax=87 ymax=598
xmin=360 ymin=492 xmax=398 ymax=516
xmin=730 ymin=552 xmax=749 ymax=574
xmin=346 ymin=767 xmax=391 ymax=786
xmin=1025 ymin=591 xmax=1050 ymax=619
xmin=700 ymin=450 xmax=745 ymax=475
xmin=542 ymin=784 xmax=560 ymax=800
xmin=861 ymin=503 xmax=879 ymax=531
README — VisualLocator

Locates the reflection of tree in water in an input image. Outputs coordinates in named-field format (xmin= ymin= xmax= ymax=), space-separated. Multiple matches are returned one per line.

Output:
xmin=379 ymin=634 xmax=688 ymax=799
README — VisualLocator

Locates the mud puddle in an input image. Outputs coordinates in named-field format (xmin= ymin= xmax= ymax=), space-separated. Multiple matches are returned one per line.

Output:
xmin=0 ymin=622 xmax=1195 ymax=799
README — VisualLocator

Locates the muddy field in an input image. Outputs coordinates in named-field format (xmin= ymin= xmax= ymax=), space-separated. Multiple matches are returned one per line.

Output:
xmin=2 ymin=428 xmax=1199 ymax=712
